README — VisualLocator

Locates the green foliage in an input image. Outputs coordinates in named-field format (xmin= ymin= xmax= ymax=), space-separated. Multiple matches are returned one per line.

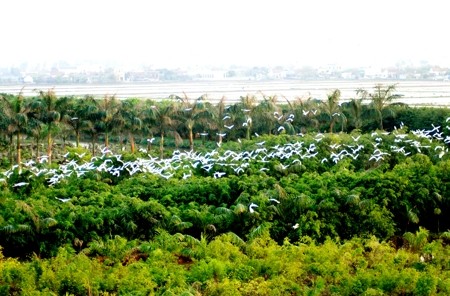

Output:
xmin=0 ymin=233 xmax=450 ymax=294
xmin=1 ymin=93 xmax=450 ymax=293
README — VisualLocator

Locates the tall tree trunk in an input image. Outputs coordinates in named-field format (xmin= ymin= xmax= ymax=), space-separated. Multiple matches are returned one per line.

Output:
xmin=16 ymin=133 xmax=21 ymax=167
xmin=159 ymin=131 xmax=164 ymax=159
xmin=91 ymin=134 xmax=96 ymax=156
xmin=129 ymin=132 xmax=136 ymax=154
xmin=47 ymin=133 xmax=53 ymax=165
xmin=9 ymin=134 xmax=13 ymax=167
xmin=105 ymin=132 xmax=109 ymax=147
xmin=189 ymin=128 xmax=194 ymax=151
xmin=329 ymin=118 xmax=335 ymax=133
xmin=36 ymin=137 xmax=40 ymax=161
xmin=118 ymin=134 xmax=123 ymax=151
xmin=62 ymin=136 xmax=66 ymax=151
xmin=76 ymin=130 xmax=80 ymax=148
xmin=377 ymin=110 xmax=383 ymax=130
xmin=147 ymin=134 xmax=153 ymax=152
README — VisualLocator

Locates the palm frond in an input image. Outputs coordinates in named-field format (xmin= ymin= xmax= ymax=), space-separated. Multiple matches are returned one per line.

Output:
xmin=247 ymin=222 xmax=271 ymax=241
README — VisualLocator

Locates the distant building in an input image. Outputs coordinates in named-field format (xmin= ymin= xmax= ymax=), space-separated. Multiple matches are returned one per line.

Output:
xmin=192 ymin=70 xmax=228 ymax=80
xmin=318 ymin=64 xmax=341 ymax=75
xmin=114 ymin=68 xmax=125 ymax=82
xmin=268 ymin=68 xmax=287 ymax=79
xmin=340 ymin=72 xmax=355 ymax=79
xmin=125 ymin=70 xmax=160 ymax=82
xmin=429 ymin=67 xmax=447 ymax=80
xmin=363 ymin=67 xmax=388 ymax=79
xmin=22 ymin=75 xmax=34 ymax=84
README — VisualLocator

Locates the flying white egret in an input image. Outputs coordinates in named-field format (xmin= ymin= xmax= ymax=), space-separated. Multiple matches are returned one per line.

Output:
xmin=213 ymin=171 xmax=226 ymax=178
xmin=182 ymin=171 xmax=192 ymax=179
xmin=249 ymin=203 xmax=258 ymax=213
xmin=352 ymin=135 xmax=361 ymax=142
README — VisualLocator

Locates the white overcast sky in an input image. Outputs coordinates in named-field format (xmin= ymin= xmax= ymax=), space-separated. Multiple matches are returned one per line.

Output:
xmin=1 ymin=0 xmax=448 ymax=68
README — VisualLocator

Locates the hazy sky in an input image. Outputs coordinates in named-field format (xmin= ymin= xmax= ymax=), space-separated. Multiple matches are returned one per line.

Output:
xmin=1 ymin=0 xmax=448 ymax=68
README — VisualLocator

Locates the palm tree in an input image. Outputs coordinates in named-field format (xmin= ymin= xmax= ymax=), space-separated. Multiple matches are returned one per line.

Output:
xmin=97 ymin=94 xmax=122 ymax=148
xmin=286 ymin=95 xmax=320 ymax=133
xmin=320 ymin=89 xmax=342 ymax=133
xmin=120 ymin=99 xmax=143 ymax=153
xmin=79 ymin=96 xmax=102 ymax=155
xmin=54 ymin=96 xmax=74 ymax=153
xmin=0 ymin=90 xmax=31 ymax=167
xmin=255 ymin=93 xmax=280 ymax=135
xmin=403 ymin=227 xmax=429 ymax=253
xmin=144 ymin=100 xmax=179 ymax=158
xmin=34 ymin=89 xmax=63 ymax=165
xmin=27 ymin=118 xmax=45 ymax=160
xmin=178 ymin=93 xmax=213 ymax=151
xmin=210 ymin=96 xmax=231 ymax=146
xmin=239 ymin=94 xmax=257 ymax=140
xmin=64 ymin=96 xmax=92 ymax=148
xmin=12 ymin=200 xmax=57 ymax=257
xmin=357 ymin=84 xmax=402 ymax=130
xmin=348 ymin=98 xmax=363 ymax=130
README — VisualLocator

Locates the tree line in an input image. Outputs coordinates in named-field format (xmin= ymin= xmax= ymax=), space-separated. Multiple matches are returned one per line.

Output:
xmin=1 ymin=83 xmax=435 ymax=167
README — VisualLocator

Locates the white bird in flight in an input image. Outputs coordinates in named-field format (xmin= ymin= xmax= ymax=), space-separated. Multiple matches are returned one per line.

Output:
xmin=13 ymin=182 xmax=28 ymax=187
xmin=249 ymin=203 xmax=258 ymax=213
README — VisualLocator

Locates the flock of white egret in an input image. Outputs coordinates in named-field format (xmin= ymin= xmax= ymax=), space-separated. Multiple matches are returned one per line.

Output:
xmin=1 ymin=118 xmax=449 ymax=217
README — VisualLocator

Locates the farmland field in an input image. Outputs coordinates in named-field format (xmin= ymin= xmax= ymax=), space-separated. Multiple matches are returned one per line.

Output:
xmin=1 ymin=79 xmax=450 ymax=106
